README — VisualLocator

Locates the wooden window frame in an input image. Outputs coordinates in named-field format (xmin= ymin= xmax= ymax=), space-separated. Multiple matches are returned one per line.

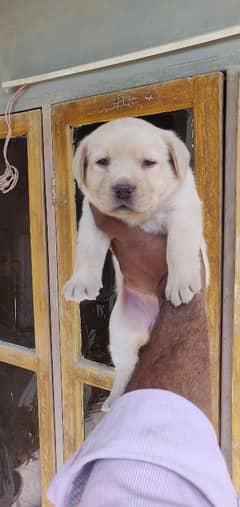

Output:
xmin=51 ymin=73 xmax=223 ymax=459
xmin=0 ymin=111 xmax=55 ymax=507
xmin=232 ymin=79 xmax=240 ymax=492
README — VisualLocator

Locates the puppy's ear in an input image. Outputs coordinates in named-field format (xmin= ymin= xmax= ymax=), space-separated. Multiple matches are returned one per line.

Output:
xmin=72 ymin=139 xmax=88 ymax=189
xmin=163 ymin=130 xmax=190 ymax=180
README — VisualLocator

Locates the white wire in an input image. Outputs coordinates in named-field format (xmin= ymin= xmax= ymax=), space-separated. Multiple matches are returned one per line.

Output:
xmin=0 ymin=85 xmax=27 ymax=194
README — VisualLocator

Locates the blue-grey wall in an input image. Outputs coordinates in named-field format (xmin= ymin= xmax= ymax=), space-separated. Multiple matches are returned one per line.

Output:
xmin=0 ymin=0 xmax=240 ymax=113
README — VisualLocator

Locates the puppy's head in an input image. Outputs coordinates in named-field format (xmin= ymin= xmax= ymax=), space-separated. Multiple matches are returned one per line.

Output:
xmin=73 ymin=117 xmax=190 ymax=224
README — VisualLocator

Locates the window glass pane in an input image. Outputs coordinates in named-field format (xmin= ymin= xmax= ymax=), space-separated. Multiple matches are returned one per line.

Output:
xmin=80 ymin=252 xmax=115 ymax=366
xmin=84 ymin=385 xmax=108 ymax=438
xmin=0 ymin=363 xmax=41 ymax=506
xmin=73 ymin=109 xmax=193 ymax=365
xmin=0 ymin=137 xmax=35 ymax=348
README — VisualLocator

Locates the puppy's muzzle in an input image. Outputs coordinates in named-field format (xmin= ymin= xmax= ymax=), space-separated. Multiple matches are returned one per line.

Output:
xmin=112 ymin=183 xmax=136 ymax=201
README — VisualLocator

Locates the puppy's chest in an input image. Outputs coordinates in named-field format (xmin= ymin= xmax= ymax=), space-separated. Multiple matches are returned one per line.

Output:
xmin=140 ymin=211 xmax=168 ymax=235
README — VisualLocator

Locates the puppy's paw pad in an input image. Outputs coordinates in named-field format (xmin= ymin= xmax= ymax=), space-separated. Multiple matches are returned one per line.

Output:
xmin=62 ymin=276 xmax=101 ymax=303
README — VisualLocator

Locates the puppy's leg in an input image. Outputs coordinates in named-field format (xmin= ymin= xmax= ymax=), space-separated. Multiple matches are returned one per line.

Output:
xmin=102 ymin=287 xmax=159 ymax=412
xmin=166 ymin=207 xmax=203 ymax=307
xmin=63 ymin=198 xmax=110 ymax=302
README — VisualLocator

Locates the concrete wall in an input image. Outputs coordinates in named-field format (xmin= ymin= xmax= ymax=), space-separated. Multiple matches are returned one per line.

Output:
xmin=0 ymin=0 xmax=240 ymax=113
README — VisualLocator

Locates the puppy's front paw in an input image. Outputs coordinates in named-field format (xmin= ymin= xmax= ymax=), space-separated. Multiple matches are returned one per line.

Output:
xmin=63 ymin=274 xmax=102 ymax=303
xmin=165 ymin=263 xmax=201 ymax=307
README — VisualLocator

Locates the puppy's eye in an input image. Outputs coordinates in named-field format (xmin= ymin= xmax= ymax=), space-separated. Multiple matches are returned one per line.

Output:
xmin=142 ymin=160 xmax=156 ymax=168
xmin=96 ymin=158 xmax=110 ymax=167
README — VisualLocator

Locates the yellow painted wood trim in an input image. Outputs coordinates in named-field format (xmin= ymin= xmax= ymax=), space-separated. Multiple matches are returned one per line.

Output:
xmin=0 ymin=340 xmax=36 ymax=371
xmin=52 ymin=119 xmax=81 ymax=458
xmin=52 ymin=76 xmax=193 ymax=125
xmin=232 ymin=81 xmax=240 ymax=493
xmin=26 ymin=111 xmax=56 ymax=505
xmin=0 ymin=110 xmax=56 ymax=506
xmin=192 ymin=73 xmax=223 ymax=434
xmin=74 ymin=358 xmax=114 ymax=391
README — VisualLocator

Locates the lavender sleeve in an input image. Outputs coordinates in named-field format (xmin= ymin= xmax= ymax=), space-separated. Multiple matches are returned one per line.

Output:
xmin=47 ymin=389 xmax=238 ymax=507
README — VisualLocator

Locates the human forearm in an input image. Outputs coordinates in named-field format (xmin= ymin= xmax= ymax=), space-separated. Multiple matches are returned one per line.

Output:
xmin=125 ymin=271 xmax=211 ymax=419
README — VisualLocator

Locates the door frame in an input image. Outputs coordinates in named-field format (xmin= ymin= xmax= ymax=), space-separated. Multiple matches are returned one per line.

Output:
xmin=232 ymin=77 xmax=240 ymax=492
xmin=0 ymin=110 xmax=55 ymax=506
xmin=51 ymin=72 xmax=223 ymax=459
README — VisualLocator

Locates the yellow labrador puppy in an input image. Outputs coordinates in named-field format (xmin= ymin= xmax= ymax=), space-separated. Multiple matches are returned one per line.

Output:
xmin=63 ymin=117 xmax=209 ymax=411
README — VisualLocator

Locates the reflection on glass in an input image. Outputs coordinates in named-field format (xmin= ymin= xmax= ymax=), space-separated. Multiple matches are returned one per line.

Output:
xmin=0 ymin=137 xmax=35 ymax=348
xmin=84 ymin=384 xmax=109 ymax=438
xmin=73 ymin=109 xmax=194 ymax=365
xmin=80 ymin=250 xmax=115 ymax=366
xmin=0 ymin=363 xmax=41 ymax=506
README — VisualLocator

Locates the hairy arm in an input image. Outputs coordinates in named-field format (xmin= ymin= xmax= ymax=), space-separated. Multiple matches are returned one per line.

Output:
xmin=125 ymin=262 xmax=211 ymax=420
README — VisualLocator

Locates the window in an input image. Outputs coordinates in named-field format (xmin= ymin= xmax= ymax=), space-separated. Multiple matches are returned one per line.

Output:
xmin=51 ymin=73 xmax=223 ymax=459
xmin=0 ymin=111 xmax=55 ymax=506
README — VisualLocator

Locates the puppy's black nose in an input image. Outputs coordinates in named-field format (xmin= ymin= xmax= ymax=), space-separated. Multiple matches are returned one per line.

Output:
xmin=113 ymin=184 xmax=135 ymax=200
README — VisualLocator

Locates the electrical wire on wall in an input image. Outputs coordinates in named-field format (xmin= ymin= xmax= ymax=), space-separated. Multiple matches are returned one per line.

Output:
xmin=0 ymin=84 xmax=27 ymax=194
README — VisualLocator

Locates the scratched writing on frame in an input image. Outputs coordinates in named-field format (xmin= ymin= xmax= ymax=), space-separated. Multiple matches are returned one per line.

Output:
xmin=101 ymin=94 xmax=154 ymax=114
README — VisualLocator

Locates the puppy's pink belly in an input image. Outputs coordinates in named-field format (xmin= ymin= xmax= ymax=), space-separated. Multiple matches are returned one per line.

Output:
xmin=121 ymin=286 xmax=159 ymax=330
